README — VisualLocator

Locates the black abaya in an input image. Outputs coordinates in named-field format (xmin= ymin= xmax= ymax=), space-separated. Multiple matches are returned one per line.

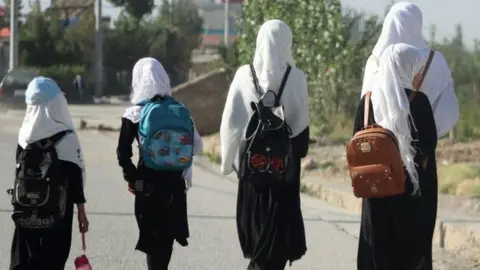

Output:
xmin=116 ymin=117 xmax=189 ymax=265
xmin=355 ymin=89 xmax=438 ymax=270
xmin=236 ymin=127 xmax=310 ymax=270
xmin=10 ymin=145 xmax=86 ymax=270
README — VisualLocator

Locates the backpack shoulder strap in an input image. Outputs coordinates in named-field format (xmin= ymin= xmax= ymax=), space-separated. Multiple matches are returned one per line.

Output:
xmin=138 ymin=102 xmax=158 ymax=138
xmin=249 ymin=64 xmax=263 ymax=98
xmin=275 ymin=66 xmax=292 ymax=106
xmin=43 ymin=130 xmax=73 ymax=148
xmin=363 ymin=92 xmax=372 ymax=128
xmin=28 ymin=130 xmax=72 ymax=153
xmin=409 ymin=49 xmax=435 ymax=102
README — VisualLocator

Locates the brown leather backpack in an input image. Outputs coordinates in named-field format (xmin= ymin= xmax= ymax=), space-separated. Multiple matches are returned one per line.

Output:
xmin=346 ymin=92 xmax=406 ymax=198
xmin=346 ymin=50 xmax=435 ymax=198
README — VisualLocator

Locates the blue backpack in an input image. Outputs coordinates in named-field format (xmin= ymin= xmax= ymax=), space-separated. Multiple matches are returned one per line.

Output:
xmin=138 ymin=96 xmax=194 ymax=171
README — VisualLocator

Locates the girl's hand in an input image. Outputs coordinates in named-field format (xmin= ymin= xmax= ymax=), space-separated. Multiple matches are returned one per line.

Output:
xmin=77 ymin=204 xmax=89 ymax=233
xmin=128 ymin=182 xmax=135 ymax=195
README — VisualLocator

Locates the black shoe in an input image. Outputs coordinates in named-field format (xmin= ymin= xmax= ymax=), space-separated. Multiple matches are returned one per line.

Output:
xmin=176 ymin=238 xmax=188 ymax=247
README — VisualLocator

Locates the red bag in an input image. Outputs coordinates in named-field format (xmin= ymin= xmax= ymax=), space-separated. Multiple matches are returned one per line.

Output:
xmin=74 ymin=233 xmax=92 ymax=270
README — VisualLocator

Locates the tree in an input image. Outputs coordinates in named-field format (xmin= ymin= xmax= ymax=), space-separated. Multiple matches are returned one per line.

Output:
xmin=101 ymin=11 xmax=154 ymax=95
xmin=19 ymin=1 xmax=82 ymax=67
xmin=102 ymin=0 xmax=202 ymax=90
xmin=439 ymin=25 xmax=470 ymax=96
xmin=19 ymin=1 xmax=55 ymax=66
xmin=108 ymin=0 xmax=154 ymax=23
xmin=218 ymin=41 xmax=241 ymax=76
xmin=153 ymin=0 xmax=203 ymax=84
xmin=431 ymin=24 xmax=480 ymax=140
xmin=104 ymin=0 xmax=202 ymax=84
xmin=64 ymin=8 xmax=96 ymax=66
xmin=104 ymin=11 xmax=151 ymax=73
xmin=157 ymin=0 xmax=202 ymax=50
xmin=428 ymin=24 xmax=437 ymax=47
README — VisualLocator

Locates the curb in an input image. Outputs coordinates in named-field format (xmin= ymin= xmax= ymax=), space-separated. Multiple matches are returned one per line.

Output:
xmin=195 ymin=155 xmax=480 ymax=262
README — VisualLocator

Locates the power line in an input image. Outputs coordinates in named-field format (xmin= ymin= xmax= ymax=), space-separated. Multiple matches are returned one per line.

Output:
xmin=94 ymin=0 xmax=103 ymax=98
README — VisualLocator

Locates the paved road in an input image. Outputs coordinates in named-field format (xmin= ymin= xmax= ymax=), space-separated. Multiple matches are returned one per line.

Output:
xmin=0 ymin=106 xmax=471 ymax=269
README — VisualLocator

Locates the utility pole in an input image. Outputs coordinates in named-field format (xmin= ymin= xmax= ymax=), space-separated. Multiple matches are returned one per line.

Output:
xmin=94 ymin=0 xmax=103 ymax=98
xmin=170 ymin=0 xmax=174 ymax=25
xmin=224 ymin=0 xmax=229 ymax=46
xmin=9 ymin=0 xmax=19 ymax=71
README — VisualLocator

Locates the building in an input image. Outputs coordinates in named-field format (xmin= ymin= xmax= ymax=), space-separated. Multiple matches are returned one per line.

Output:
xmin=197 ymin=0 xmax=245 ymax=50
xmin=0 ymin=6 xmax=9 ymax=75
xmin=51 ymin=0 xmax=111 ymax=26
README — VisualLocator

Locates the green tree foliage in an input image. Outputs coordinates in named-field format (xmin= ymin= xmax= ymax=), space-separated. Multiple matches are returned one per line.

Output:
xmin=104 ymin=11 xmax=151 ymax=72
xmin=66 ymin=8 xmax=96 ymax=66
xmin=15 ymin=0 xmax=202 ymax=95
xmin=431 ymin=25 xmax=480 ymax=140
xmin=19 ymin=2 xmax=82 ymax=67
xmin=237 ymin=0 xmax=381 ymax=135
xmin=108 ymin=0 xmax=154 ymax=22
xmin=102 ymin=0 xmax=202 ymax=86
xmin=152 ymin=0 xmax=203 ymax=84
xmin=218 ymin=41 xmax=241 ymax=74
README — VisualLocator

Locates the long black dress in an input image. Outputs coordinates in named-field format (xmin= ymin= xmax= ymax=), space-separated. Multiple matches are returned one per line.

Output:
xmin=236 ymin=127 xmax=309 ymax=270
xmin=356 ymin=89 xmax=438 ymax=270
xmin=10 ymin=145 xmax=86 ymax=270
xmin=116 ymin=117 xmax=189 ymax=267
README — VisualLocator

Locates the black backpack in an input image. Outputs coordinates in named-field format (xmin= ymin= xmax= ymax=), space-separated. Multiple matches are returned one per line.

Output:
xmin=7 ymin=130 xmax=72 ymax=229
xmin=236 ymin=64 xmax=294 ymax=187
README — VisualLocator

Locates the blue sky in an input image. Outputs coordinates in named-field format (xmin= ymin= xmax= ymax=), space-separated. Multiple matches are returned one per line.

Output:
xmin=12 ymin=0 xmax=480 ymax=47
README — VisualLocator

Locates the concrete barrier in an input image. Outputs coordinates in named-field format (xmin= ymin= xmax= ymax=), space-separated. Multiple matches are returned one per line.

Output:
xmin=173 ymin=68 xmax=230 ymax=136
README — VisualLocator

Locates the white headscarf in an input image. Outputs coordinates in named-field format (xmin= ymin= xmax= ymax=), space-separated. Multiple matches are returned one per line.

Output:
xmin=124 ymin=57 xmax=173 ymax=123
xmin=253 ymin=19 xmax=295 ymax=91
xmin=361 ymin=1 xmax=459 ymax=138
xmin=219 ymin=19 xmax=310 ymax=175
xmin=18 ymin=76 xmax=86 ymax=184
xmin=131 ymin=57 xmax=172 ymax=104
xmin=372 ymin=2 xmax=426 ymax=58
xmin=371 ymin=43 xmax=424 ymax=195
xmin=122 ymin=57 xmax=202 ymax=189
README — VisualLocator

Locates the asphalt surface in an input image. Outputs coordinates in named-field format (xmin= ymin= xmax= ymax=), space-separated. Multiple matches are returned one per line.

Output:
xmin=0 ymin=105 xmax=471 ymax=270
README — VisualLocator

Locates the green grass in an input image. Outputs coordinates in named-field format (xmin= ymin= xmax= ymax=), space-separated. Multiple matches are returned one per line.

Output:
xmin=325 ymin=130 xmax=352 ymax=145
xmin=310 ymin=119 xmax=353 ymax=146
xmin=438 ymin=163 xmax=480 ymax=197
xmin=204 ymin=152 xmax=221 ymax=164
xmin=300 ymin=182 xmax=317 ymax=195
xmin=318 ymin=160 xmax=336 ymax=170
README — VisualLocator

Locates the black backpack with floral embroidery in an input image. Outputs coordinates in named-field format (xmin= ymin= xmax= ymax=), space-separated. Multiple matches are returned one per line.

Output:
xmin=236 ymin=65 xmax=294 ymax=188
